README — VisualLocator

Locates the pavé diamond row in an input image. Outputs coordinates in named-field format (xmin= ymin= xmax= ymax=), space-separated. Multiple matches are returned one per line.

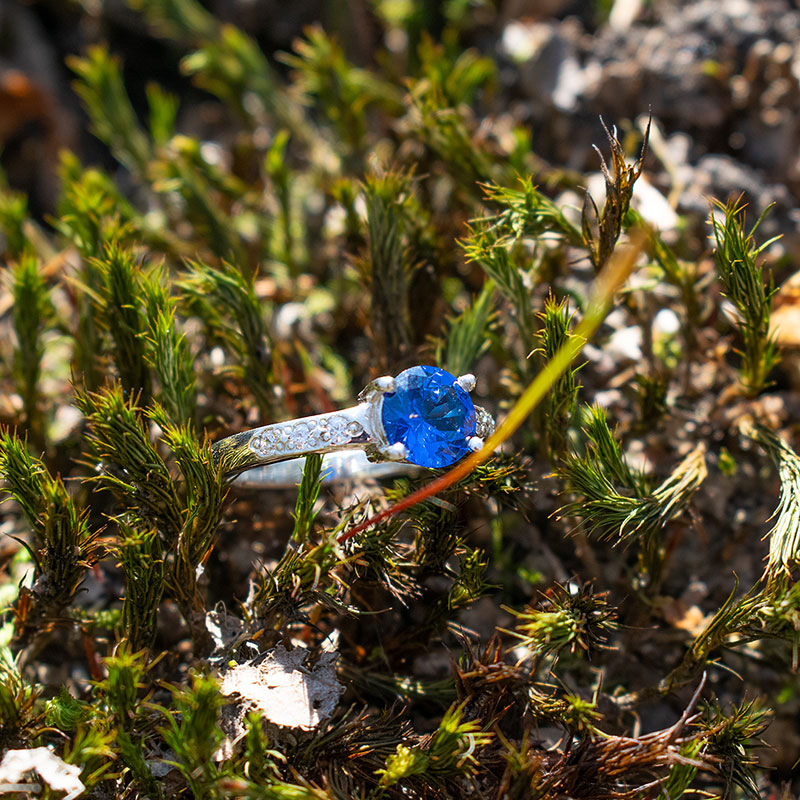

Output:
xmin=249 ymin=416 xmax=365 ymax=458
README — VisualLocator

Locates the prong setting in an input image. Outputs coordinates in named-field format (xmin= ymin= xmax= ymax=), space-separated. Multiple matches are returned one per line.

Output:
xmin=373 ymin=376 xmax=396 ymax=394
xmin=380 ymin=442 xmax=408 ymax=461
xmin=358 ymin=375 xmax=396 ymax=402
xmin=456 ymin=373 xmax=476 ymax=393
xmin=467 ymin=436 xmax=484 ymax=452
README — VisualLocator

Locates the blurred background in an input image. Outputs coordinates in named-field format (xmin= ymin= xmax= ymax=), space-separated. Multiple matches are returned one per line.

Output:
xmin=2 ymin=0 xmax=800 ymax=246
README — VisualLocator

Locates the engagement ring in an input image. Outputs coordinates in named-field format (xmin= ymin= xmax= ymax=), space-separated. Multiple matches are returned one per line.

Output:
xmin=212 ymin=366 xmax=496 ymax=481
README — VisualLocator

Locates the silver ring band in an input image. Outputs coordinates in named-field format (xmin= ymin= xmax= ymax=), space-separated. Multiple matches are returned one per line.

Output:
xmin=214 ymin=401 xmax=385 ymax=478
xmin=233 ymin=450 xmax=421 ymax=488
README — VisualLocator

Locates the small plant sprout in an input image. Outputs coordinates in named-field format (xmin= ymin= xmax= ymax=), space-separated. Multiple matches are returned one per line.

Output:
xmin=534 ymin=295 xmax=581 ymax=458
xmin=8 ymin=254 xmax=51 ymax=446
xmin=582 ymin=118 xmax=650 ymax=274
xmin=741 ymin=420 xmax=800 ymax=581
xmin=711 ymin=198 xmax=780 ymax=395
xmin=504 ymin=582 xmax=617 ymax=660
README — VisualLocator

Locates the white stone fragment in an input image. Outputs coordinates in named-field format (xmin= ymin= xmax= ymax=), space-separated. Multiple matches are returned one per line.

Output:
xmin=609 ymin=0 xmax=644 ymax=31
xmin=607 ymin=325 xmax=643 ymax=362
xmin=219 ymin=645 xmax=343 ymax=731
xmin=501 ymin=21 xmax=549 ymax=63
xmin=0 ymin=748 xmax=85 ymax=800
xmin=206 ymin=606 xmax=245 ymax=652
xmin=654 ymin=308 xmax=681 ymax=337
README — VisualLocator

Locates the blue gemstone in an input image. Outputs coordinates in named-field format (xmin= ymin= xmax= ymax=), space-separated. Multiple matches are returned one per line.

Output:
xmin=380 ymin=366 xmax=476 ymax=468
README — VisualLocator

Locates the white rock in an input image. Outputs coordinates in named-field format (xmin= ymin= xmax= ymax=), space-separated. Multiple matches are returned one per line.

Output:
xmin=206 ymin=606 xmax=245 ymax=652
xmin=219 ymin=645 xmax=343 ymax=731
xmin=633 ymin=176 xmax=680 ymax=232
xmin=607 ymin=325 xmax=643 ymax=362
xmin=501 ymin=21 xmax=550 ymax=63
xmin=653 ymin=308 xmax=681 ymax=336
xmin=609 ymin=0 xmax=644 ymax=31
xmin=0 ymin=748 xmax=84 ymax=800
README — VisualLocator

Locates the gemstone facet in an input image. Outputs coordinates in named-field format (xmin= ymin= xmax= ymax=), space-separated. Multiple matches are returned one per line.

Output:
xmin=380 ymin=366 xmax=476 ymax=468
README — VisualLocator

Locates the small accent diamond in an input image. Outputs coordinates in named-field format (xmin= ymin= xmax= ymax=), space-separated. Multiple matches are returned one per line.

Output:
xmin=249 ymin=415 xmax=364 ymax=458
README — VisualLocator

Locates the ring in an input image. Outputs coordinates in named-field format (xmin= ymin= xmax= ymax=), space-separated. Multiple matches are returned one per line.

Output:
xmin=212 ymin=365 xmax=496 ymax=480
xmin=233 ymin=451 xmax=421 ymax=489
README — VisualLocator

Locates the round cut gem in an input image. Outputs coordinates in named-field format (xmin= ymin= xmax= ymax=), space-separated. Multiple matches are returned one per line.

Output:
xmin=380 ymin=366 xmax=476 ymax=468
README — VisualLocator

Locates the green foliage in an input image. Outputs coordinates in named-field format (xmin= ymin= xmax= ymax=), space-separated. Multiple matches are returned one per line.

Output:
xmin=558 ymin=409 xmax=707 ymax=588
xmin=640 ymin=582 xmax=767 ymax=702
xmin=633 ymin=209 xmax=702 ymax=354
xmin=56 ymin=154 xmax=139 ymax=389
xmin=363 ymin=169 xmax=415 ymax=365
xmin=633 ymin=371 xmax=668 ymax=428
xmin=711 ymin=198 xmax=779 ymax=395
xmin=755 ymin=578 xmax=800 ymax=668
xmin=558 ymin=408 xmax=706 ymax=544
xmin=529 ymin=687 xmax=603 ymax=735
xmin=98 ymin=644 xmax=148 ymax=724
xmin=535 ymin=295 xmax=581 ymax=456
xmin=78 ymin=383 xmax=184 ymax=539
xmin=377 ymin=703 xmax=491 ymax=791
xmin=478 ymin=176 xmax=583 ymax=247
xmin=436 ymin=280 xmax=495 ymax=377
xmin=292 ymin=454 xmax=323 ymax=544
xmin=656 ymin=738 xmax=705 ymax=800
xmin=741 ymin=421 xmax=800 ymax=579
xmin=44 ymin=687 xmax=92 ymax=731
xmin=146 ymin=82 xmax=179 ymax=146
xmin=250 ymin=530 xmax=346 ymax=627
xmin=118 ymin=522 xmax=165 ymax=650
xmin=425 ymin=702 xmax=492 ymax=778
xmin=8 ymin=253 xmax=51 ymax=440
xmin=462 ymin=222 xmax=537 ymax=343
xmin=134 ymin=0 xmax=327 ymax=163
xmin=68 ymin=45 xmax=152 ymax=174
xmin=96 ymin=644 xmax=159 ymax=794
xmin=90 ymin=240 xmax=151 ymax=399
xmin=700 ymin=698 xmax=770 ymax=799
xmin=180 ymin=260 xmax=274 ymax=415
xmin=61 ymin=723 xmax=118 ymax=790
xmin=129 ymin=0 xmax=217 ymax=40
xmin=0 ymin=188 xmax=30 ymax=258
xmin=407 ymin=41 xmax=498 ymax=191
xmin=0 ymin=652 xmax=40 ymax=740
xmin=56 ymin=153 xmax=136 ymax=259
xmin=0 ymin=430 xmax=100 ymax=644
xmin=158 ymin=672 xmax=224 ymax=797
xmin=281 ymin=25 xmax=403 ymax=156
xmin=150 ymin=134 xmax=251 ymax=262
xmin=159 ymin=415 xmax=226 ymax=621
xmin=581 ymin=404 xmax=642 ymax=491
xmin=142 ymin=267 xmax=197 ymax=424
xmin=241 ymin=711 xmax=285 ymax=782
xmin=505 ymin=582 xmax=617 ymax=660
xmin=446 ymin=547 xmax=490 ymax=613
xmin=263 ymin=130 xmax=299 ymax=273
